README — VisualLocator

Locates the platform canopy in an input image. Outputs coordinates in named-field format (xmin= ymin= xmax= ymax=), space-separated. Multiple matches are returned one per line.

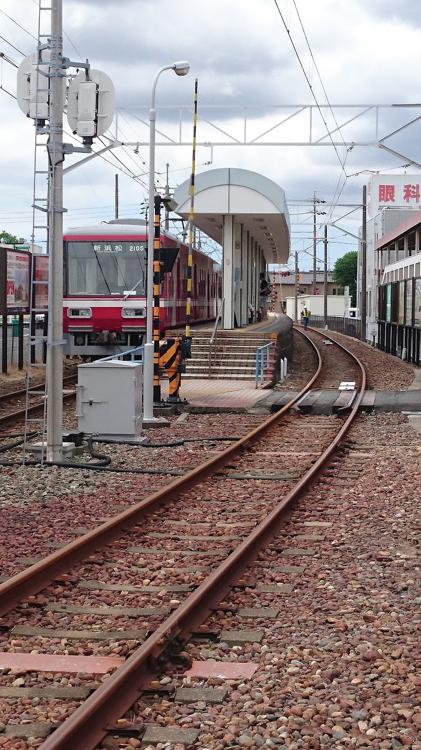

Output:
xmin=171 ymin=168 xmax=290 ymax=265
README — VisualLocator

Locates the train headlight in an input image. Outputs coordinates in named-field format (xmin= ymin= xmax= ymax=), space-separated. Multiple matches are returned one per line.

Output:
xmin=122 ymin=308 xmax=145 ymax=318
xmin=69 ymin=307 xmax=92 ymax=318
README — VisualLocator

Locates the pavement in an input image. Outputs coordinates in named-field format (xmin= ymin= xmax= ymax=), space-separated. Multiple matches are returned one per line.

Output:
xmin=408 ymin=367 xmax=421 ymax=390
xmin=160 ymin=378 xmax=269 ymax=411
xmin=160 ymin=376 xmax=421 ymax=415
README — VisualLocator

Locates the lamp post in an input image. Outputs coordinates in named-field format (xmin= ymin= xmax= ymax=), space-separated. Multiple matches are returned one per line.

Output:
xmin=143 ymin=61 xmax=190 ymax=424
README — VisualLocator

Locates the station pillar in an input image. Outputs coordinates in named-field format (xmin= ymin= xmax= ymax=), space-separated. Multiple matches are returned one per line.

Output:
xmin=233 ymin=221 xmax=243 ymax=327
xmin=223 ymin=215 xmax=234 ymax=329
xmin=240 ymin=225 xmax=248 ymax=326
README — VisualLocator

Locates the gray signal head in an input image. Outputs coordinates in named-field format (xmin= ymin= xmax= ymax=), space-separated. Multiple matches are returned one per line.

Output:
xmin=67 ymin=69 xmax=115 ymax=139
xmin=16 ymin=50 xmax=50 ymax=121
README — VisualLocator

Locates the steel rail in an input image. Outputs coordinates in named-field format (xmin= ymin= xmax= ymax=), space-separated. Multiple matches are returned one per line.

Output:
xmin=0 ymin=334 xmax=320 ymax=616
xmin=0 ymin=372 xmax=77 ymax=404
xmin=0 ymin=374 xmax=77 ymax=427
xmin=35 ymin=328 xmax=366 ymax=750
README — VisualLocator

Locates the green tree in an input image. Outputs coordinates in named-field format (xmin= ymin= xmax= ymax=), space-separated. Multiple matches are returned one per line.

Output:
xmin=0 ymin=230 xmax=21 ymax=245
xmin=332 ymin=250 xmax=358 ymax=306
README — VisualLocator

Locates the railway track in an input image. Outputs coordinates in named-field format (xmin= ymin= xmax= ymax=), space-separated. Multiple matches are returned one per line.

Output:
xmin=0 ymin=329 xmax=367 ymax=749
xmin=0 ymin=373 xmax=77 ymax=429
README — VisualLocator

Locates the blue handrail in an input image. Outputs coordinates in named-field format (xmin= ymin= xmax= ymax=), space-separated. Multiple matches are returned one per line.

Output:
xmin=97 ymin=345 xmax=144 ymax=363
xmin=255 ymin=341 xmax=274 ymax=387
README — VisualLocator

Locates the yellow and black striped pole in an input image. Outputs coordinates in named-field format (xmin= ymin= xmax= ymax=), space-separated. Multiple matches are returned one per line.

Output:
xmin=153 ymin=193 xmax=162 ymax=403
xmin=185 ymin=78 xmax=199 ymax=338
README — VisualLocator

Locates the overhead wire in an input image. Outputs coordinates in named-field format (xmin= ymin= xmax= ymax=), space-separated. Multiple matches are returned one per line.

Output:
xmin=0 ymin=8 xmax=38 ymax=41
xmin=97 ymin=136 xmax=149 ymax=190
xmin=273 ymin=0 xmax=355 ymax=230
xmin=272 ymin=0 xmax=347 ymax=178
xmin=112 ymin=119 xmax=150 ymax=185
xmin=0 ymin=51 xmax=18 ymax=68
xmin=291 ymin=0 xmax=348 ymax=151
xmin=0 ymin=84 xmax=16 ymax=100
xmin=0 ymin=34 xmax=25 ymax=56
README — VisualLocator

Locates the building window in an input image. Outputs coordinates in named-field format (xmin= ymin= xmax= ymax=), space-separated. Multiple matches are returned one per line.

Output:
xmin=386 ymin=284 xmax=392 ymax=322
xmin=332 ymin=288 xmax=336 ymax=295
xmin=398 ymin=282 xmax=405 ymax=325
xmin=415 ymin=278 xmax=421 ymax=327
xmin=408 ymin=233 xmax=416 ymax=257
xmin=405 ymin=279 xmax=414 ymax=326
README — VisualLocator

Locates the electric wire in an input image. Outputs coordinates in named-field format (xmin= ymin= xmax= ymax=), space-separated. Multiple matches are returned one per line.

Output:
xmin=0 ymin=84 xmax=16 ymax=100
xmin=97 ymin=135 xmax=149 ymax=190
xmin=272 ymin=0 xmax=356 ymax=234
xmin=291 ymin=0 xmax=348 ymax=151
xmin=272 ymin=0 xmax=347 ymax=178
xmin=0 ymin=51 xmax=18 ymax=68
xmin=0 ymin=9 xmax=38 ymax=41
xmin=0 ymin=34 xmax=25 ymax=56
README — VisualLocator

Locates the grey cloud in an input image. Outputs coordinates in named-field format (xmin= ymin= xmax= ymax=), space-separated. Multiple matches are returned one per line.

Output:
xmin=358 ymin=0 xmax=421 ymax=26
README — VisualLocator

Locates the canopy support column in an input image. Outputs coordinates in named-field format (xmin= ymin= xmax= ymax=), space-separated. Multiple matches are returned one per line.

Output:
xmin=223 ymin=215 xmax=234 ymax=329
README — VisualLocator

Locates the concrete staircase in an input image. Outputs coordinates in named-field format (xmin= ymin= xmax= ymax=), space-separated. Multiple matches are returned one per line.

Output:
xmin=184 ymin=332 xmax=275 ymax=380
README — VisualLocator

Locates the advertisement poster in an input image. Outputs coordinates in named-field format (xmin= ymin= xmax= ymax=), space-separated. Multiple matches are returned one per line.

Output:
xmin=6 ymin=251 xmax=30 ymax=311
xmin=33 ymin=255 xmax=49 ymax=310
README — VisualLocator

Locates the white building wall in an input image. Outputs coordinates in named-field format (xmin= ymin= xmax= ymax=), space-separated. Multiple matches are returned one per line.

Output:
xmin=359 ymin=208 xmax=417 ymax=343
xmin=285 ymin=294 xmax=350 ymax=319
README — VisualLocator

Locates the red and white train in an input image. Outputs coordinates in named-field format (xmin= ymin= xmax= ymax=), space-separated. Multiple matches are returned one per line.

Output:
xmin=63 ymin=220 xmax=221 ymax=357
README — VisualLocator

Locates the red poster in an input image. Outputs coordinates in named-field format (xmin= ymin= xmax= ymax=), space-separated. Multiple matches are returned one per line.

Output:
xmin=33 ymin=255 xmax=49 ymax=310
xmin=6 ymin=251 xmax=30 ymax=311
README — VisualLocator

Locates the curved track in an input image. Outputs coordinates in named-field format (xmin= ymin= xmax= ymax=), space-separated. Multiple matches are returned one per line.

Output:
xmin=0 ymin=329 xmax=366 ymax=749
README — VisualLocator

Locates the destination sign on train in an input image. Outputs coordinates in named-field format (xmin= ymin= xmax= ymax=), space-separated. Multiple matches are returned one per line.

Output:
xmin=93 ymin=243 xmax=145 ymax=253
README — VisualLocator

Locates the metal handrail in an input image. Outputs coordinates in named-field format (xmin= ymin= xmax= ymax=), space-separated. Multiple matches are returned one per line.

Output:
xmin=208 ymin=297 xmax=224 ymax=377
xmin=96 ymin=345 xmax=144 ymax=363
xmin=255 ymin=341 xmax=274 ymax=387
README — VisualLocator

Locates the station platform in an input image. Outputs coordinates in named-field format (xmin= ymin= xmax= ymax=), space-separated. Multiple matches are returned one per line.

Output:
xmin=160 ymin=377 xmax=269 ymax=411
xmin=177 ymin=313 xmax=291 ymax=383
xmin=160 ymin=314 xmax=290 ymax=407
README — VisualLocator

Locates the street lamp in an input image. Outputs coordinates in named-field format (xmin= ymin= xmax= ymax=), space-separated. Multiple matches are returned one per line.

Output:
xmin=144 ymin=61 xmax=190 ymax=424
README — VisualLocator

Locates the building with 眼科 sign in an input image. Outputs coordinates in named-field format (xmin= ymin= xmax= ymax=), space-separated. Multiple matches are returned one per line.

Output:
xmin=359 ymin=174 xmax=421 ymax=347
xmin=368 ymin=175 xmax=421 ymax=218
xmin=375 ymin=211 xmax=421 ymax=364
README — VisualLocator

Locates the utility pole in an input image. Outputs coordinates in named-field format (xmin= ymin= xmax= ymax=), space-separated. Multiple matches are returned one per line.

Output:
xmin=295 ymin=251 xmax=299 ymax=323
xmin=323 ymin=224 xmax=328 ymax=327
xmin=313 ymin=191 xmax=317 ymax=295
xmin=114 ymin=174 xmax=119 ymax=220
xmin=46 ymin=0 xmax=64 ymax=462
xmin=164 ymin=162 xmax=170 ymax=231
xmin=361 ymin=185 xmax=367 ymax=341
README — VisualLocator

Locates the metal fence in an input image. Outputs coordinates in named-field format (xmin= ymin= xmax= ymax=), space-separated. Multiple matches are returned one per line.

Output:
xmin=378 ymin=321 xmax=421 ymax=365
xmin=308 ymin=315 xmax=362 ymax=340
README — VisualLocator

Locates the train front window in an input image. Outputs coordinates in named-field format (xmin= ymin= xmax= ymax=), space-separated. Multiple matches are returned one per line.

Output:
xmin=66 ymin=241 xmax=147 ymax=295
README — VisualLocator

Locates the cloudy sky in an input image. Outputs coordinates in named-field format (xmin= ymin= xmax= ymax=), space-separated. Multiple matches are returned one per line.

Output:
xmin=0 ymin=0 xmax=420 ymax=269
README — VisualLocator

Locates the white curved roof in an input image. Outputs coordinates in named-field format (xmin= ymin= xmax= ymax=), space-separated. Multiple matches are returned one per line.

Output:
xmin=171 ymin=168 xmax=290 ymax=264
